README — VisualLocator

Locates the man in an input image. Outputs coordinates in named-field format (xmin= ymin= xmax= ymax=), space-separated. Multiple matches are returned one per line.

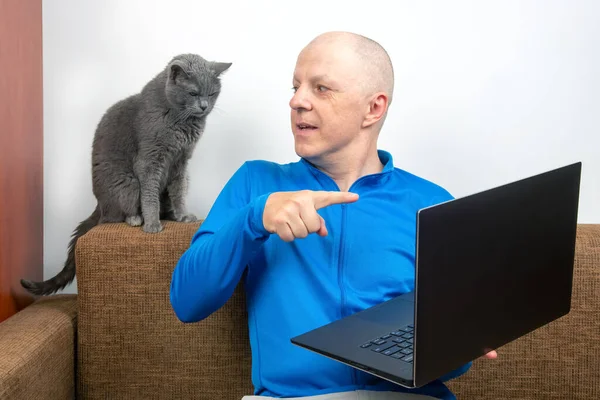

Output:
xmin=170 ymin=31 xmax=496 ymax=400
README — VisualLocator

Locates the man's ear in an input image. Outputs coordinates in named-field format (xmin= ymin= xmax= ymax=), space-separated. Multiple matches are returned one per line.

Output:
xmin=362 ymin=93 xmax=389 ymax=129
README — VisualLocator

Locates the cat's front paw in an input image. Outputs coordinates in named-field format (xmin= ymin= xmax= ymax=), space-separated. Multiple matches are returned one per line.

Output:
xmin=143 ymin=220 xmax=163 ymax=233
xmin=126 ymin=215 xmax=143 ymax=227
xmin=176 ymin=213 xmax=197 ymax=223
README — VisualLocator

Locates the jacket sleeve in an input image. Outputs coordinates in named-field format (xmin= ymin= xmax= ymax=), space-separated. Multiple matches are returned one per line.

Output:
xmin=170 ymin=162 xmax=271 ymax=323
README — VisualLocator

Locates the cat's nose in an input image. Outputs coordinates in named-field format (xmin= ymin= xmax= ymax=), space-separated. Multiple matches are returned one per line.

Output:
xmin=200 ymin=100 xmax=209 ymax=111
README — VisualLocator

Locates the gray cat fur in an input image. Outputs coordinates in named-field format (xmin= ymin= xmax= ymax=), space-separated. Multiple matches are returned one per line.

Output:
xmin=21 ymin=53 xmax=231 ymax=295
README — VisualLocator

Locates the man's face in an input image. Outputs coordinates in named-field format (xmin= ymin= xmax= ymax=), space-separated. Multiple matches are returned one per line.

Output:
xmin=289 ymin=41 xmax=368 ymax=161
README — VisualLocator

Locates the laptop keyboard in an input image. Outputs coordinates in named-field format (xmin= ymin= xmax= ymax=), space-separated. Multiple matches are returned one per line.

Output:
xmin=359 ymin=325 xmax=414 ymax=363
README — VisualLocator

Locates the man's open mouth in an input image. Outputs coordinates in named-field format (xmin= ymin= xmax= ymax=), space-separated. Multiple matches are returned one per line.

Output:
xmin=297 ymin=123 xmax=317 ymax=130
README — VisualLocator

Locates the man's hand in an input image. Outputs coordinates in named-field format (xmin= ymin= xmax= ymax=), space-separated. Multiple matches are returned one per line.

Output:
xmin=263 ymin=190 xmax=359 ymax=242
xmin=482 ymin=350 xmax=498 ymax=359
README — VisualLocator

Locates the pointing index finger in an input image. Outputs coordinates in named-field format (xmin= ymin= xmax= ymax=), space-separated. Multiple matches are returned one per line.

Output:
xmin=313 ymin=191 xmax=359 ymax=210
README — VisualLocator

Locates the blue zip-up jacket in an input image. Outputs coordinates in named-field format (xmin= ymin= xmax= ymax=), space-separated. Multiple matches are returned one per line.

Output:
xmin=170 ymin=150 xmax=471 ymax=399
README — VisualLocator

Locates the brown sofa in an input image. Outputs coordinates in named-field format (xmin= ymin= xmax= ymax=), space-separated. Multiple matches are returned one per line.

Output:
xmin=1 ymin=222 xmax=598 ymax=399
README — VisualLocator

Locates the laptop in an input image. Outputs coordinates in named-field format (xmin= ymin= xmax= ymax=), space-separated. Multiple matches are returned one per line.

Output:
xmin=291 ymin=162 xmax=582 ymax=388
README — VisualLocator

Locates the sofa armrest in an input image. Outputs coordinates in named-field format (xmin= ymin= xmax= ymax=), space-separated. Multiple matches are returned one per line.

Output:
xmin=0 ymin=294 xmax=77 ymax=399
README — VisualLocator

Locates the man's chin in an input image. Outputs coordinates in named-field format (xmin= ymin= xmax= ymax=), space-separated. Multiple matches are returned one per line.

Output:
xmin=294 ymin=145 xmax=322 ymax=163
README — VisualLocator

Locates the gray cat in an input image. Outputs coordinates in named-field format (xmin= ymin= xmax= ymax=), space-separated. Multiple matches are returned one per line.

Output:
xmin=21 ymin=53 xmax=231 ymax=295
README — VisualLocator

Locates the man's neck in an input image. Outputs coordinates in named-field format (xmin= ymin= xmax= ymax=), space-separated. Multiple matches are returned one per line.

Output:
xmin=311 ymin=145 xmax=384 ymax=192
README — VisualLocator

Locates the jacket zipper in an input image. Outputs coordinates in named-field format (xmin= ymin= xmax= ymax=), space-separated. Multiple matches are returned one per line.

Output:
xmin=337 ymin=203 xmax=357 ymax=384
xmin=338 ymin=204 xmax=347 ymax=318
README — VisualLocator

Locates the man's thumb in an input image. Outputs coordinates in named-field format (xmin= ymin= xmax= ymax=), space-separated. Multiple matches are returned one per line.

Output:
xmin=317 ymin=215 xmax=328 ymax=236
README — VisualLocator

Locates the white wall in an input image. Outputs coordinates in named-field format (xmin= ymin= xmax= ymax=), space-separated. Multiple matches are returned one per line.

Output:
xmin=43 ymin=0 xmax=600 ymax=293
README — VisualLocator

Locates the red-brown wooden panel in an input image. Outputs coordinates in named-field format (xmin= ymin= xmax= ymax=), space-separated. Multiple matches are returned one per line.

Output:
xmin=0 ymin=0 xmax=44 ymax=322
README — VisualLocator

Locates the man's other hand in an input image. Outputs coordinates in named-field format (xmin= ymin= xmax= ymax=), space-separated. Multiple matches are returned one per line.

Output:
xmin=263 ymin=190 xmax=359 ymax=242
xmin=482 ymin=350 xmax=498 ymax=359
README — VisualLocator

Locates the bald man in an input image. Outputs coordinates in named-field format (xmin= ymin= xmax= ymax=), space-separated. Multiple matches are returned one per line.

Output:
xmin=170 ymin=32 xmax=495 ymax=400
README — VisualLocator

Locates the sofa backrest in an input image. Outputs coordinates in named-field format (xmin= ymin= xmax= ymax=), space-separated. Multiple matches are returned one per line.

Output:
xmin=76 ymin=221 xmax=600 ymax=399
xmin=76 ymin=221 xmax=253 ymax=399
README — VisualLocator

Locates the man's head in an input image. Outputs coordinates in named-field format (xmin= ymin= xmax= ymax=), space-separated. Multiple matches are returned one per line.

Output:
xmin=290 ymin=31 xmax=394 ymax=162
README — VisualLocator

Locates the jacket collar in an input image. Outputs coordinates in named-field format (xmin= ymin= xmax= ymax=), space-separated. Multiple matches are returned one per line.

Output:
xmin=300 ymin=149 xmax=394 ymax=191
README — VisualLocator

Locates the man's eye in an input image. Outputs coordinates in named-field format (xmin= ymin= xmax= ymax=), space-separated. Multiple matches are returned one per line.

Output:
xmin=291 ymin=86 xmax=298 ymax=93
xmin=317 ymin=85 xmax=328 ymax=92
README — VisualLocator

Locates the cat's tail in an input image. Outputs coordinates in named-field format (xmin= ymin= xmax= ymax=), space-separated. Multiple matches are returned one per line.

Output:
xmin=21 ymin=205 xmax=101 ymax=296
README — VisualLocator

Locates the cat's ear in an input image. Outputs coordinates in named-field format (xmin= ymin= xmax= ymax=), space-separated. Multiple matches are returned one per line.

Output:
xmin=212 ymin=62 xmax=232 ymax=76
xmin=169 ymin=61 xmax=189 ymax=83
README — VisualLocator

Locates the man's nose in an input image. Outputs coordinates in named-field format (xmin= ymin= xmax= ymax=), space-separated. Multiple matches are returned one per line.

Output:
xmin=200 ymin=100 xmax=209 ymax=110
xmin=289 ymin=88 xmax=311 ymax=111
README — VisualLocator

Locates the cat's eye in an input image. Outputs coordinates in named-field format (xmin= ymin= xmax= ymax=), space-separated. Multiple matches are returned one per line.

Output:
xmin=189 ymin=91 xmax=198 ymax=96
xmin=209 ymin=92 xmax=218 ymax=97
